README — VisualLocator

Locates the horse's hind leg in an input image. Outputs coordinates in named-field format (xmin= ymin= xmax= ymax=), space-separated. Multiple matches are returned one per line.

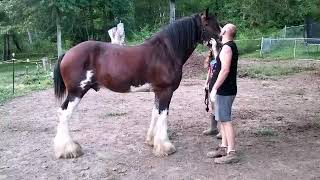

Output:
xmin=54 ymin=95 xmax=83 ymax=159
xmin=152 ymin=88 xmax=176 ymax=156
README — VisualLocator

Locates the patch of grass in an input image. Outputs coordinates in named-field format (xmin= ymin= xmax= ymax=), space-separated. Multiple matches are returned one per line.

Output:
xmin=0 ymin=62 xmax=53 ymax=104
xmin=238 ymin=63 xmax=316 ymax=79
xmin=254 ymin=127 xmax=278 ymax=137
xmin=104 ymin=112 xmax=128 ymax=117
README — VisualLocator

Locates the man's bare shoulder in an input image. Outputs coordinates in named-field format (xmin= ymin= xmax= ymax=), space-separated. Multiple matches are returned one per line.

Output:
xmin=221 ymin=45 xmax=232 ymax=54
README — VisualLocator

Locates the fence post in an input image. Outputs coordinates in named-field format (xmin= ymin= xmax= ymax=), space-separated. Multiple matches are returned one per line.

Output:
xmin=12 ymin=53 xmax=15 ymax=94
xmin=41 ymin=57 xmax=48 ymax=71
xmin=260 ymin=37 xmax=264 ymax=57
xmin=284 ymin=25 xmax=287 ymax=38
xmin=26 ymin=59 xmax=30 ymax=75
xmin=293 ymin=39 xmax=297 ymax=59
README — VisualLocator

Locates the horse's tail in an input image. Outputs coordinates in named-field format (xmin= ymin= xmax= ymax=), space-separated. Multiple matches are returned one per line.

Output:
xmin=54 ymin=54 xmax=66 ymax=99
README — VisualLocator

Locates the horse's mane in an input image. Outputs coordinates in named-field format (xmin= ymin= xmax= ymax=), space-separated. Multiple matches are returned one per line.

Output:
xmin=150 ymin=14 xmax=201 ymax=59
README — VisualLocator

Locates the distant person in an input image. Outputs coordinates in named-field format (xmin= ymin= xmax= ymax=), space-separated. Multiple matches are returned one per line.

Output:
xmin=206 ymin=24 xmax=239 ymax=164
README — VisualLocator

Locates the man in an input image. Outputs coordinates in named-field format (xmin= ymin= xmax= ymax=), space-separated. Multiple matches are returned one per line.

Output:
xmin=206 ymin=24 xmax=239 ymax=164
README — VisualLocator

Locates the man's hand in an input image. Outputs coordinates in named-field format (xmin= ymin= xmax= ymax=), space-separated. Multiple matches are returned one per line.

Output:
xmin=210 ymin=88 xmax=217 ymax=102
xmin=204 ymin=83 xmax=209 ymax=90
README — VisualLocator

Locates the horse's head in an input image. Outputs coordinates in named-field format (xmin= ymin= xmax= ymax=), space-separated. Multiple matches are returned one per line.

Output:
xmin=199 ymin=8 xmax=221 ymax=47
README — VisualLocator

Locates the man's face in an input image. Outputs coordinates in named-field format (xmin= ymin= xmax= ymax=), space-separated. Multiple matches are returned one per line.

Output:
xmin=219 ymin=26 xmax=227 ymax=37
xmin=215 ymin=26 xmax=224 ymax=42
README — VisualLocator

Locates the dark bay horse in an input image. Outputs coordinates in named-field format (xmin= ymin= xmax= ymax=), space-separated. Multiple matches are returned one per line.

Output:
xmin=53 ymin=9 xmax=221 ymax=159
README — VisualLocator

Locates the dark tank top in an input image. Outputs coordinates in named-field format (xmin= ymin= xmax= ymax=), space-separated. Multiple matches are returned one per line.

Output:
xmin=212 ymin=41 xmax=238 ymax=96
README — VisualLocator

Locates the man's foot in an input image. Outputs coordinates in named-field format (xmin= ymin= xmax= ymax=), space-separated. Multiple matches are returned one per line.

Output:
xmin=216 ymin=132 xmax=222 ymax=139
xmin=214 ymin=151 xmax=240 ymax=164
xmin=202 ymin=128 xmax=219 ymax=136
xmin=206 ymin=146 xmax=227 ymax=158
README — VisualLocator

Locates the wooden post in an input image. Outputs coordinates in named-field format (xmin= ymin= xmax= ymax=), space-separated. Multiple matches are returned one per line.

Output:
xmin=26 ymin=59 xmax=30 ymax=75
xmin=42 ymin=57 xmax=48 ymax=71
xmin=12 ymin=53 xmax=15 ymax=94
xmin=260 ymin=37 xmax=264 ymax=57
xmin=293 ymin=39 xmax=297 ymax=59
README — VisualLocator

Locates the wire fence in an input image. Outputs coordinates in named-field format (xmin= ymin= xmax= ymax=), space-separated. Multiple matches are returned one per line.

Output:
xmin=260 ymin=38 xmax=320 ymax=60
xmin=0 ymin=55 xmax=56 ymax=99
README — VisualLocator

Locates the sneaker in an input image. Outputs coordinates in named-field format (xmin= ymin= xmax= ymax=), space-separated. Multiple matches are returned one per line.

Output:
xmin=214 ymin=151 xmax=240 ymax=164
xmin=202 ymin=128 xmax=219 ymax=136
xmin=206 ymin=146 xmax=227 ymax=158
xmin=216 ymin=132 xmax=222 ymax=139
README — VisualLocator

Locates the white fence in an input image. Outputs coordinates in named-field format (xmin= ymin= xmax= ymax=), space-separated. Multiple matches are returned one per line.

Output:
xmin=260 ymin=38 xmax=320 ymax=59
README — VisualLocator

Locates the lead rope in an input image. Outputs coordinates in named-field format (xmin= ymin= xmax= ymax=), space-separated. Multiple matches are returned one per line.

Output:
xmin=204 ymin=88 xmax=209 ymax=112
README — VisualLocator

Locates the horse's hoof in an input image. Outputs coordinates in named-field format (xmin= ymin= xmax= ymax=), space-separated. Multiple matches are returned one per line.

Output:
xmin=145 ymin=137 xmax=154 ymax=147
xmin=54 ymin=141 xmax=83 ymax=159
xmin=153 ymin=141 xmax=176 ymax=157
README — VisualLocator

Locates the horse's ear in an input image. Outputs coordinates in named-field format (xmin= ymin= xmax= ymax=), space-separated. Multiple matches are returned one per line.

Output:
xmin=205 ymin=8 xmax=209 ymax=18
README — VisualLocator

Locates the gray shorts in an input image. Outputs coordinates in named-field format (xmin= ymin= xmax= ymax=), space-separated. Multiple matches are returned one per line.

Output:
xmin=214 ymin=95 xmax=236 ymax=122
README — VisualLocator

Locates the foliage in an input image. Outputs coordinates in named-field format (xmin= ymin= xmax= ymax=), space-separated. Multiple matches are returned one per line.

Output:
xmin=0 ymin=61 xmax=53 ymax=104
xmin=238 ymin=61 xmax=316 ymax=79
xmin=0 ymin=0 xmax=319 ymax=59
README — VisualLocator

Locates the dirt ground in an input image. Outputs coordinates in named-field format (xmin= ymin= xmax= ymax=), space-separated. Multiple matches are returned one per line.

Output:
xmin=1 ymin=56 xmax=320 ymax=180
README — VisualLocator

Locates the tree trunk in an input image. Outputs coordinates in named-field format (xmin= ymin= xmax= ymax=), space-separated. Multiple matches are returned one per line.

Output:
xmin=2 ymin=34 xmax=6 ymax=61
xmin=89 ymin=0 xmax=94 ymax=40
xmin=27 ymin=29 xmax=33 ymax=45
xmin=169 ymin=0 xmax=175 ymax=23
xmin=56 ymin=8 xmax=63 ymax=57
xmin=3 ymin=34 xmax=10 ymax=61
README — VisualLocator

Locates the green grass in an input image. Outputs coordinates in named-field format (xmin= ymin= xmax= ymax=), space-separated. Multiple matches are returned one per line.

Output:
xmin=253 ymin=127 xmax=278 ymax=137
xmin=101 ymin=112 xmax=128 ymax=119
xmin=238 ymin=62 xmax=316 ymax=79
xmin=0 ymin=61 xmax=53 ymax=104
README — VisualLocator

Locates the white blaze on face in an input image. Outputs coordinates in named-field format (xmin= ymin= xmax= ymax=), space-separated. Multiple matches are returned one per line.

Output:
xmin=54 ymin=98 xmax=81 ymax=147
xmin=80 ymin=70 xmax=94 ymax=90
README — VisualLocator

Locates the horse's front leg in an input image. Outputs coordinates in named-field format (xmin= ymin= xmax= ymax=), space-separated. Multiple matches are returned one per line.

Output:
xmin=145 ymin=102 xmax=159 ymax=146
xmin=54 ymin=95 xmax=83 ymax=159
xmin=152 ymin=88 xmax=176 ymax=156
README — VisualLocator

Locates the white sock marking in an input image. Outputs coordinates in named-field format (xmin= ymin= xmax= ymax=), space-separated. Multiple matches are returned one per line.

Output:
xmin=54 ymin=98 xmax=80 ymax=147
xmin=147 ymin=106 xmax=159 ymax=141
xmin=154 ymin=109 xmax=169 ymax=142
xmin=80 ymin=70 xmax=94 ymax=90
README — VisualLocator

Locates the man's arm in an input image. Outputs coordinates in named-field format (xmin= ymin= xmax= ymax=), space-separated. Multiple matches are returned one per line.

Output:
xmin=212 ymin=45 xmax=232 ymax=91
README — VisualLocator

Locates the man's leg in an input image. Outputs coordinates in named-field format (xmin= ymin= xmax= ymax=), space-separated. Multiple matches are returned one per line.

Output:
xmin=214 ymin=120 xmax=239 ymax=164
xmin=222 ymin=121 xmax=235 ymax=153
xmin=213 ymin=95 xmax=239 ymax=164
xmin=207 ymin=120 xmax=227 ymax=158
xmin=220 ymin=122 xmax=228 ymax=147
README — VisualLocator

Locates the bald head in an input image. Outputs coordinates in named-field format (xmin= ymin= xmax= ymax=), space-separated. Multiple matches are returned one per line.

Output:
xmin=220 ymin=23 xmax=237 ymax=39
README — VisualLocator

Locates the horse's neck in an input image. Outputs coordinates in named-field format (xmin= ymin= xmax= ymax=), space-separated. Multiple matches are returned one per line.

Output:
xmin=181 ymin=46 xmax=197 ymax=65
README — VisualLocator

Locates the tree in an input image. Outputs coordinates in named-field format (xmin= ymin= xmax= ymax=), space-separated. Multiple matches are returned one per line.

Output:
xmin=169 ymin=0 xmax=175 ymax=23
